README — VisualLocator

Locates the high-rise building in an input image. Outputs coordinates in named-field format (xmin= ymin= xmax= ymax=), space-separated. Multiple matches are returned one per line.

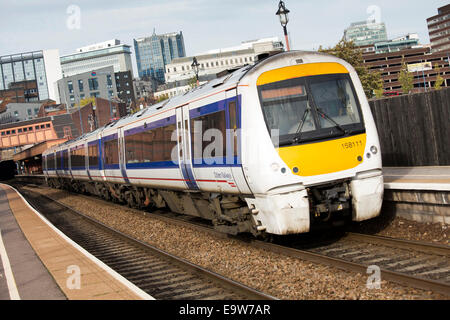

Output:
xmin=134 ymin=31 xmax=186 ymax=84
xmin=344 ymin=19 xmax=388 ymax=46
xmin=60 ymin=40 xmax=133 ymax=77
xmin=427 ymin=4 xmax=450 ymax=52
xmin=0 ymin=50 xmax=62 ymax=103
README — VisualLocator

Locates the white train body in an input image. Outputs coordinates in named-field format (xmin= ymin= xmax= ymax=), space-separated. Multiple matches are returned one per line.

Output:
xmin=43 ymin=51 xmax=383 ymax=236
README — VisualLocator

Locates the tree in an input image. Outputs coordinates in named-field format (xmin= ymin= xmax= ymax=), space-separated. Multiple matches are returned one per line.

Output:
xmin=187 ymin=76 xmax=198 ymax=89
xmin=398 ymin=59 xmax=414 ymax=94
xmin=319 ymin=38 xmax=383 ymax=98
xmin=433 ymin=63 xmax=444 ymax=90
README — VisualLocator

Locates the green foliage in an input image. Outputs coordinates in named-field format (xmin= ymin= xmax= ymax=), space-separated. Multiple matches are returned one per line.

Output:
xmin=374 ymin=88 xmax=384 ymax=98
xmin=188 ymin=76 xmax=198 ymax=89
xmin=398 ymin=59 xmax=414 ymax=94
xmin=319 ymin=38 xmax=383 ymax=98
xmin=433 ymin=63 xmax=444 ymax=90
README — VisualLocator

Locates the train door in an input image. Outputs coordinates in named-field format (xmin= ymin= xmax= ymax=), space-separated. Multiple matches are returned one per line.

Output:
xmin=98 ymin=132 xmax=106 ymax=182
xmin=225 ymin=88 xmax=251 ymax=194
xmin=118 ymin=127 xmax=129 ymax=184
xmin=176 ymin=105 xmax=199 ymax=190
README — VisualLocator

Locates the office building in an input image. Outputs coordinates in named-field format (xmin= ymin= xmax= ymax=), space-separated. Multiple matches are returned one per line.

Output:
xmin=60 ymin=40 xmax=133 ymax=77
xmin=427 ymin=4 xmax=450 ymax=52
xmin=134 ymin=31 xmax=186 ymax=84
xmin=363 ymin=46 xmax=450 ymax=93
xmin=344 ymin=19 xmax=388 ymax=46
xmin=57 ymin=66 xmax=133 ymax=108
xmin=0 ymin=102 xmax=42 ymax=124
xmin=0 ymin=50 xmax=62 ymax=103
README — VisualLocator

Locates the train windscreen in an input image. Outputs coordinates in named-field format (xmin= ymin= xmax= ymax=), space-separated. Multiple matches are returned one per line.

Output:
xmin=258 ymin=74 xmax=364 ymax=146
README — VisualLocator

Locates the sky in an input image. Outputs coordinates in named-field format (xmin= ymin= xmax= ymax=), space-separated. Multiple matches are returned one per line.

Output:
xmin=0 ymin=0 xmax=448 ymax=75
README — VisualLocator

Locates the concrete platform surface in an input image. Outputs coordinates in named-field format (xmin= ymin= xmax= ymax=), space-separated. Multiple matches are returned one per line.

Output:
xmin=383 ymin=166 xmax=450 ymax=191
xmin=0 ymin=183 xmax=153 ymax=300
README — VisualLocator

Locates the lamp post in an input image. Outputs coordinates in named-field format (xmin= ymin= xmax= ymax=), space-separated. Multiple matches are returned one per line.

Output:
xmin=276 ymin=0 xmax=290 ymax=51
xmin=191 ymin=57 xmax=200 ymax=86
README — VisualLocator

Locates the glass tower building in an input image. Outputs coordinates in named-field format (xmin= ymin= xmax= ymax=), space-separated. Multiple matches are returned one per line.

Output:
xmin=344 ymin=19 xmax=388 ymax=47
xmin=134 ymin=31 xmax=186 ymax=84
xmin=0 ymin=50 xmax=62 ymax=102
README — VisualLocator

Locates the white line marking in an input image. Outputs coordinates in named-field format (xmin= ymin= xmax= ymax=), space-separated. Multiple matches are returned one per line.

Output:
xmin=0 ymin=229 xmax=21 ymax=300
xmin=1 ymin=184 xmax=154 ymax=300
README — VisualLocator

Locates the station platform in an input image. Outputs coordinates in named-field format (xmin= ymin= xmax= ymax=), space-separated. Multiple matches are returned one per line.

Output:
xmin=382 ymin=167 xmax=449 ymax=225
xmin=0 ymin=183 xmax=153 ymax=300
xmin=383 ymin=166 xmax=450 ymax=191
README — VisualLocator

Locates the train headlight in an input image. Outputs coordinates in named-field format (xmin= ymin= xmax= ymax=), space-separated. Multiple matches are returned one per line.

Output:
xmin=370 ymin=146 xmax=378 ymax=154
xmin=271 ymin=163 xmax=280 ymax=171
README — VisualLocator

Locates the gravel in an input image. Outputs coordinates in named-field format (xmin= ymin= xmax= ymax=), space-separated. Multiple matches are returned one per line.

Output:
xmin=350 ymin=204 xmax=448 ymax=246
xmin=23 ymin=186 xmax=448 ymax=300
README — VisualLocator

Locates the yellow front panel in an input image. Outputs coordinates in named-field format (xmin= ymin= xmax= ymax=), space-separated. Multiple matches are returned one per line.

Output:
xmin=277 ymin=134 xmax=366 ymax=177
xmin=257 ymin=62 xmax=348 ymax=86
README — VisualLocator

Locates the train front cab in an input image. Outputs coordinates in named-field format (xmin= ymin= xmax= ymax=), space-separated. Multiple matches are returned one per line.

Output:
xmin=244 ymin=57 xmax=383 ymax=235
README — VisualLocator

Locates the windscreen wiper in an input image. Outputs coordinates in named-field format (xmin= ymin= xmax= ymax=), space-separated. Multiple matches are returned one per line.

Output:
xmin=316 ymin=107 xmax=348 ymax=135
xmin=292 ymin=106 xmax=311 ymax=143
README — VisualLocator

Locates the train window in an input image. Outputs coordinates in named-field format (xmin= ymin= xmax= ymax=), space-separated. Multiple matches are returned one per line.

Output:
xmin=125 ymin=124 xmax=176 ymax=164
xmin=88 ymin=143 xmax=99 ymax=168
xmin=56 ymin=152 xmax=62 ymax=170
xmin=190 ymin=110 xmax=227 ymax=163
xmin=62 ymin=150 xmax=69 ymax=169
xmin=228 ymin=102 xmax=238 ymax=157
xmin=23 ymin=128 xmax=28 ymax=132
xmin=308 ymin=76 xmax=361 ymax=127
xmin=258 ymin=74 xmax=364 ymax=146
xmin=71 ymin=146 xmax=85 ymax=168
xmin=47 ymin=154 xmax=55 ymax=170
xmin=260 ymin=82 xmax=316 ymax=137
xmin=104 ymin=138 xmax=119 ymax=166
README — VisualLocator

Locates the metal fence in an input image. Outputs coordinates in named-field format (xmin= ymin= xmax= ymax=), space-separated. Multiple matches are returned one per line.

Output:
xmin=369 ymin=88 xmax=450 ymax=166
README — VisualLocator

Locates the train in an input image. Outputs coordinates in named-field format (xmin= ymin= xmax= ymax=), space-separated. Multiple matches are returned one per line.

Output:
xmin=43 ymin=51 xmax=384 ymax=237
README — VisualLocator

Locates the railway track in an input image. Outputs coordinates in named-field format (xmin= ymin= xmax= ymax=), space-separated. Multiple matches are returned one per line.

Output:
xmin=16 ymin=186 xmax=276 ymax=300
xmin=15 ymin=182 xmax=450 ymax=297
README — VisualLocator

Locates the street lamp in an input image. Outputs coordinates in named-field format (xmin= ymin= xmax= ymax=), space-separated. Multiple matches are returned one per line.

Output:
xmin=191 ymin=57 xmax=200 ymax=86
xmin=276 ymin=0 xmax=290 ymax=51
